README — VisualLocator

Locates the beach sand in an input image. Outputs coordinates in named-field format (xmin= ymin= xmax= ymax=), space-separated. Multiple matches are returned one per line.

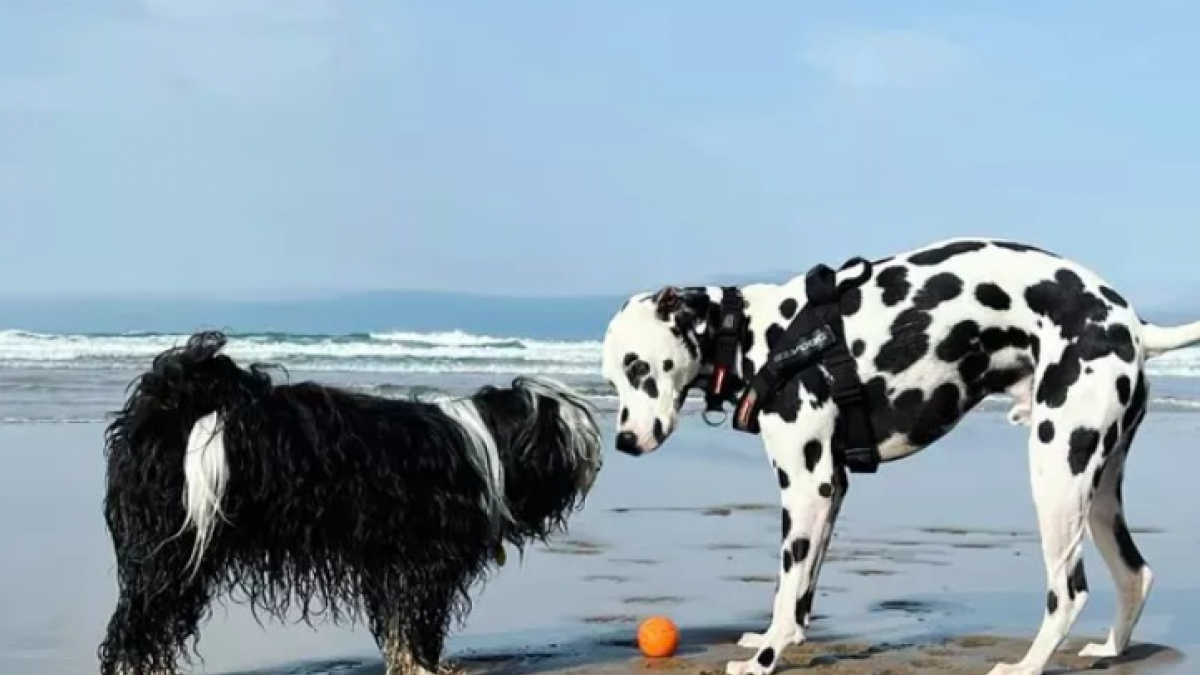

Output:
xmin=2 ymin=408 xmax=1198 ymax=675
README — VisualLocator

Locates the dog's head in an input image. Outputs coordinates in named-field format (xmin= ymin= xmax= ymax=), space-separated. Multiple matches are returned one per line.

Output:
xmin=601 ymin=286 xmax=713 ymax=455
xmin=468 ymin=377 xmax=604 ymax=544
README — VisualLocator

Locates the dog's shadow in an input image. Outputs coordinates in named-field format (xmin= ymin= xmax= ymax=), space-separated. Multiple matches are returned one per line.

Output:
xmin=1046 ymin=642 xmax=1182 ymax=675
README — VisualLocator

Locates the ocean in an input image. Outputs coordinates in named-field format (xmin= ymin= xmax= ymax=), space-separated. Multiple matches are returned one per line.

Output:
xmin=0 ymin=328 xmax=1199 ymax=426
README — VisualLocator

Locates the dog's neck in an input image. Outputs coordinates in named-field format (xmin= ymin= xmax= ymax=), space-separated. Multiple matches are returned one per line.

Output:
xmin=684 ymin=280 xmax=808 ymax=409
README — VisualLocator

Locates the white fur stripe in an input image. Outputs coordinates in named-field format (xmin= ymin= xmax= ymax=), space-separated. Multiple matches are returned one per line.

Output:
xmin=182 ymin=412 xmax=228 ymax=577
xmin=435 ymin=398 xmax=511 ymax=528
xmin=516 ymin=376 xmax=603 ymax=494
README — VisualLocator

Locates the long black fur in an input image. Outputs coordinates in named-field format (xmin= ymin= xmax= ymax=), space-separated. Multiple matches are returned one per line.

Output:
xmin=98 ymin=331 xmax=601 ymax=675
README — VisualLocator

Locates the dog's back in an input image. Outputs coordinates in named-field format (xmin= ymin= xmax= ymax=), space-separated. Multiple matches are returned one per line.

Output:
xmin=838 ymin=238 xmax=1149 ymax=460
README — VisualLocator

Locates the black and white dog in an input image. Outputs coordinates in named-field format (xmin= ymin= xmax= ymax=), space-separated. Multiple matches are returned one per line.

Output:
xmin=99 ymin=331 xmax=602 ymax=675
xmin=600 ymin=238 xmax=1200 ymax=675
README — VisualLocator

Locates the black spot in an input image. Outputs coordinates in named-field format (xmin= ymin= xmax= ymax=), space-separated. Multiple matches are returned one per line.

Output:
xmin=874 ymin=308 xmax=933 ymax=374
xmin=626 ymin=358 xmax=651 ymax=388
xmin=662 ymin=359 xmax=674 ymax=373
xmin=781 ymin=508 xmax=791 ymax=539
xmin=994 ymin=240 xmax=1058 ymax=256
xmin=1067 ymin=559 xmax=1088 ymax=599
xmin=1036 ymin=344 xmax=1082 ymax=408
xmin=779 ymin=297 xmax=798 ymax=320
xmin=840 ymin=285 xmax=863 ymax=317
xmin=975 ymin=283 xmax=1012 ymax=310
xmin=1116 ymin=375 xmax=1131 ymax=405
xmin=1067 ymin=427 xmax=1100 ymax=475
xmin=1038 ymin=420 xmax=1055 ymax=444
xmin=803 ymin=441 xmax=822 ymax=472
xmin=766 ymin=324 xmax=785 ymax=351
xmin=891 ymin=388 xmax=927 ymax=434
xmin=791 ymin=538 xmax=811 ymax=562
xmin=795 ymin=590 xmax=814 ymax=626
xmin=1046 ymin=590 xmax=1059 ymax=614
xmin=982 ymin=366 xmax=1031 ymax=394
xmin=623 ymin=352 xmax=637 ymax=367
xmin=1123 ymin=379 xmax=1147 ymax=433
xmin=643 ymin=377 xmax=659 ymax=399
xmin=937 ymin=320 xmax=981 ymax=362
xmin=652 ymin=419 xmax=666 ymax=444
xmin=782 ymin=550 xmax=793 ymax=573
xmin=959 ymin=353 xmax=990 ymax=387
xmin=1100 ymin=286 xmax=1128 ymax=308
xmin=1030 ymin=334 xmax=1041 ymax=362
xmin=760 ymin=371 xmax=806 ymax=423
xmin=818 ymin=482 xmax=833 ymax=498
xmin=620 ymin=407 xmax=629 ymax=424
xmin=908 ymin=240 xmax=987 ymax=266
xmin=1113 ymin=515 xmax=1146 ymax=570
xmin=877 ymin=266 xmax=911 ymax=306
xmin=1102 ymin=422 xmax=1120 ymax=457
xmin=1077 ymin=323 xmax=1136 ymax=363
xmin=757 ymin=648 xmax=776 ymax=668
xmin=851 ymin=339 xmax=866 ymax=358
xmin=980 ymin=327 xmax=1032 ymax=353
xmin=1024 ymin=269 xmax=1110 ymax=340
xmin=776 ymin=467 xmax=790 ymax=489
xmin=913 ymin=272 xmax=964 ymax=310
xmin=907 ymin=383 xmax=963 ymax=446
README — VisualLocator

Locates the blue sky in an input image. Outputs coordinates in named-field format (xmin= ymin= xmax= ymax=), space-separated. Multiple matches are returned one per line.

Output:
xmin=1 ymin=1 xmax=1198 ymax=306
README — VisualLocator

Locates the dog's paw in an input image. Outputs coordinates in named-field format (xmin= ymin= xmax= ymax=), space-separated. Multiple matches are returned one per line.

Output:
xmin=1078 ymin=641 xmax=1121 ymax=658
xmin=737 ymin=632 xmax=766 ymax=649
xmin=737 ymin=629 xmax=803 ymax=649
xmin=985 ymin=662 xmax=1034 ymax=675
xmin=725 ymin=659 xmax=769 ymax=675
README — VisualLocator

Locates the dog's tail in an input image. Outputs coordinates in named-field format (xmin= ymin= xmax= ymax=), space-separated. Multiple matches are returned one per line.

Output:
xmin=105 ymin=330 xmax=268 ymax=577
xmin=1141 ymin=319 xmax=1200 ymax=359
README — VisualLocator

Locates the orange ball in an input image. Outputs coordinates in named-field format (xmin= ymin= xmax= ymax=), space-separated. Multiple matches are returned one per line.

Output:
xmin=637 ymin=615 xmax=679 ymax=657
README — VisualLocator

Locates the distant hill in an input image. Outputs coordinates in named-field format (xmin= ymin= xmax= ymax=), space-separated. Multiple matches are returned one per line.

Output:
xmin=0 ymin=291 xmax=626 ymax=340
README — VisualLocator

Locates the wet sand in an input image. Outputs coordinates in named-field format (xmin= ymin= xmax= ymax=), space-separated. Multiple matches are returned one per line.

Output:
xmin=2 ymin=408 xmax=1199 ymax=674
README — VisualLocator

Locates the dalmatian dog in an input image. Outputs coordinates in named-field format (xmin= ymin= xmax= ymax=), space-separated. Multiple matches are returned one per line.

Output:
xmin=599 ymin=238 xmax=1200 ymax=675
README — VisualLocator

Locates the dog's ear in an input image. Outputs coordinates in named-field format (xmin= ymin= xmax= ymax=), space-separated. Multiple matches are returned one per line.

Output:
xmin=653 ymin=286 xmax=683 ymax=320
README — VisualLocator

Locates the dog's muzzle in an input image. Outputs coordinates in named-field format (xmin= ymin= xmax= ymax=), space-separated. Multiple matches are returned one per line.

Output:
xmin=615 ymin=431 xmax=641 ymax=455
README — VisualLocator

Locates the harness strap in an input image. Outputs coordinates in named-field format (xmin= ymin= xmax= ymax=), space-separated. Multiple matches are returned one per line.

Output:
xmin=732 ymin=258 xmax=882 ymax=473
xmin=704 ymin=287 xmax=745 ymax=417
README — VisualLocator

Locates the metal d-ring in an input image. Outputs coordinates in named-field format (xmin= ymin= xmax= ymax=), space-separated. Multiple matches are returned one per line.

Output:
xmin=702 ymin=408 xmax=728 ymax=427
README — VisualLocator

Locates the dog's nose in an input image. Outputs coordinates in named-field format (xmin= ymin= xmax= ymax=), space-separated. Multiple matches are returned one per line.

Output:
xmin=615 ymin=431 xmax=641 ymax=455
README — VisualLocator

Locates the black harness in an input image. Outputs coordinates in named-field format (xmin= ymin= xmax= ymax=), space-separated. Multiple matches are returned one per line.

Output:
xmin=698 ymin=258 xmax=882 ymax=474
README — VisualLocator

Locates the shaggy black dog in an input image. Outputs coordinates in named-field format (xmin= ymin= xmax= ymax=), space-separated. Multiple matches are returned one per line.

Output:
xmin=98 ymin=331 xmax=602 ymax=675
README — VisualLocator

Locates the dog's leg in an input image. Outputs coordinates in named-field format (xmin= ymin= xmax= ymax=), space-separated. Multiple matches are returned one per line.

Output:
xmin=727 ymin=405 xmax=839 ymax=675
xmin=377 ymin=618 xmax=439 ymax=675
xmin=1080 ymin=415 xmax=1154 ymax=658
xmin=988 ymin=408 xmax=1112 ymax=675
xmin=738 ymin=465 xmax=847 ymax=649
xmin=98 ymin=530 xmax=213 ymax=675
